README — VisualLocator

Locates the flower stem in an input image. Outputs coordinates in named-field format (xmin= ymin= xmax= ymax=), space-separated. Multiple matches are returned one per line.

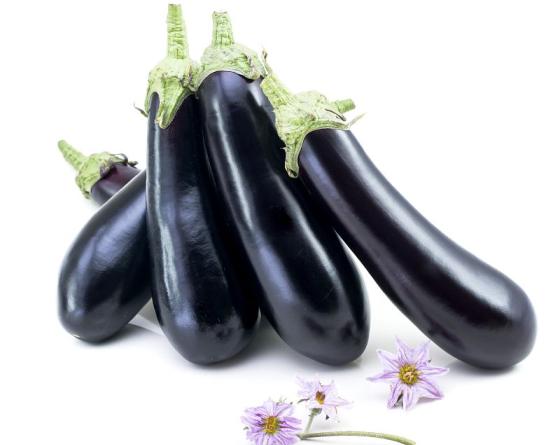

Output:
xmin=303 ymin=410 xmax=320 ymax=434
xmin=298 ymin=430 xmax=415 ymax=445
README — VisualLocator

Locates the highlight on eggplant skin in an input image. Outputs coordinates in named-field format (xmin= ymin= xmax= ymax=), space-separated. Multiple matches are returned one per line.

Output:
xmin=146 ymin=93 xmax=259 ymax=365
xmin=90 ymin=163 xmax=140 ymax=205
xmin=197 ymin=72 xmax=370 ymax=366
xmin=58 ymin=172 xmax=151 ymax=342
xmin=297 ymin=128 xmax=536 ymax=369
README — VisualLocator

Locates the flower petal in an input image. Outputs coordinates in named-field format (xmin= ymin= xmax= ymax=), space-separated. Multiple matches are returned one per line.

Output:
xmin=396 ymin=337 xmax=415 ymax=364
xmin=321 ymin=405 xmax=339 ymax=420
xmin=274 ymin=402 xmax=294 ymax=417
xmin=387 ymin=383 xmax=404 ymax=408
xmin=367 ymin=370 xmax=400 ymax=383
xmin=413 ymin=341 xmax=431 ymax=365
xmin=416 ymin=378 xmax=444 ymax=399
xmin=276 ymin=432 xmax=299 ymax=445
xmin=377 ymin=349 xmax=400 ymax=370
xmin=326 ymin=394 xmax=351 ymax=407
xmin=281 ymin=417 xmax=302 ymax=432
xmin=401 ymin=385 xmax=420 ymax=410
xmin=295 ymin=376 xmax=308 ymax=390
xmin=418 ymin=364 xmax=449 ymax=376
xmin=263 ymin=399 xmax=276 ymax=415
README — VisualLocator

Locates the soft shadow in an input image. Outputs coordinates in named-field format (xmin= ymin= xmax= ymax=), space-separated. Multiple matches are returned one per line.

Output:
xmin=199 ymin=316 xmax=366 ymax=372
xmin=75 ymin=323 xmax=157 ymax=347
xmin=193 ymin=316 xmax=291 ymax=370
xmin=131 ymin=300 xmax=162 ymax=334
xmin=105 ymin=303 xmax=370 ymax=371
xmin=137 ymin=301 xmax=159 ymax=324
xmin=447 ymin=360 xmax=518 ymax=378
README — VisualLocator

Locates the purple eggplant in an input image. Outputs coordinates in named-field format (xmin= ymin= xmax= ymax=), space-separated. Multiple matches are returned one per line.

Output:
xmin=261 ymin=69 xmax=537 ymax=369
xmin=57 ymin=139 xmax=149 ymax=342
xmin=193 ymin=12 xmax=369 ymax=365
xmin=144 ymin=5 xmax=259 ymax=364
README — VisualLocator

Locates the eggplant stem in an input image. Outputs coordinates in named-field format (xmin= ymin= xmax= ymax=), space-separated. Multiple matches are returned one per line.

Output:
xmin=58 ymin=140 xmax=86 ymax=172
xmin=260 ymin=59 xmax=359 ymax=178
xmin=191 ymin=11 xmax=264 ymax=89
xmin=167 ymin=4 xmax=188 ymax=59
xmin=144 ymin=4 xmax=193 ymax=128
xmin=58 ymin=140 xmax=135 ymax=198
xmin=334 ymin=98 xmax=356 ymax=114
xmin=212 ymin=11 xmax=234 ymax=47
xmin=258 ymin=62 xmax=293 ymax=108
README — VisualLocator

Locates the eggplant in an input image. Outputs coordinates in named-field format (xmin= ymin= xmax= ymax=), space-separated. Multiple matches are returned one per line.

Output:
xmin=58 ymin=170 xmax=150 ymax=342
xmin=193 ymin=13 xmax=369 ymax=365
xmin=261 ymin=71 xmax=537 ymax=369
xmin=58 ymin=140 xmax=149 ymax=342
xmin=58 ymin=141 xmax=150 ymax=342
xmin=58 ymin=139 xmax=139 ymax=205
xmin=144 ymin=5 xmax=258 ymax=364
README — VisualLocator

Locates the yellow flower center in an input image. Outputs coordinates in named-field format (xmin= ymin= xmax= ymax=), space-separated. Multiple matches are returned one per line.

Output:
xmin=399 ymin=364 xmax=420 ymax=385
xmin=263 ymin=416 xmax=280 ymax=434
xmin=315 ymin=391 xmax=326 ymax=405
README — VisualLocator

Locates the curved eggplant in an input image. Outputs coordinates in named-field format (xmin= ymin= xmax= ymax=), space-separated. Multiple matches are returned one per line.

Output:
xmin=145 ymin=7 xmax=258 ymax=364
xmin=260 ymin=66 xmax=536 ymax=369
xmin=297 ymin=129 xmax=536 ymax=368
xmin=58 ymin=171 xmax=150 ymax=341
xmin=196 ymin=19 xmax=369 ymax=365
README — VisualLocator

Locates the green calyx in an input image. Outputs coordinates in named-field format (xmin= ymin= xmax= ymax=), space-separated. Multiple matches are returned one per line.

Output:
xmin=144 ymin=4 xmax=195 ymax=128
xmin=192 ymin=11 xmax=264 ymax=89
xmin=260 ymin=61 xmax=361 ymax=177
xmin=58 ymin=140 xmax=136 ymax=199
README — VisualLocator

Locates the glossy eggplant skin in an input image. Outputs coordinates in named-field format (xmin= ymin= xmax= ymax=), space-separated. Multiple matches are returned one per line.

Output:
xmin=197 ymin=72 xmax=369 ymax=365
xmin=58 ymin=171 xmax=151 ymax=342
xmin=299 ymin=129 xmax=536 ymax=369
xmin=90 ymin=163 xmax=139 ymax=205
xmin=146 ymin=94 xmax=258 ymax=364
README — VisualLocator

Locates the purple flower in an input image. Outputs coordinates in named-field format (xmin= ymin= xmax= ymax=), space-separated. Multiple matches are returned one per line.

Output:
xmin=242 ymin=399 xmax=302 ymax=445
xmin=367 ymin=338 xmax=449 ymax=410
xmin=296 ymin=376 xmax=350 ymax=419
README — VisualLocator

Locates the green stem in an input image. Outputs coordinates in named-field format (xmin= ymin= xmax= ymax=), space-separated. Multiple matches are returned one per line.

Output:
xmin=333 ymin=99 xmax=356 ymax=114
xmin=192 ymin=11 xmax=264 ymax=89
xmin=167 ymin=4 xmax=188 ymax=59
xmin=57 ymin=139 xmax=134 ymax=198
xmin=303 ymin=410 xmax=319 ymax=434
xmin=212 ymin=11 xmax=234 ymax=47
xmin=144 ymin=3 xmax=193 ymax=128
xmin=58 ymin=139 xmax=86 ymax=171
xmin=260 ymin=60 xmax=359 ymax=178
xmin=298 ymin=430 xmax=415 ymax=445
xmin=259 ymin=69 xmax=293 ymax=109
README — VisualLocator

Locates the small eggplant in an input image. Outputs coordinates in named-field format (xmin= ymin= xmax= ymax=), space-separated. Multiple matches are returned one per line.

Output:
xmin=261 ymin=69 xmax=537 ymax=369
xmin=144 ymin=5 xmax=258 ymax=364
xmin=58 ymin=168 xmax=150 ymax=342
xmin=58 ymin=141 xmax=150 ymax=343
xmin=193 ymin=13 xmax=369 ymax=365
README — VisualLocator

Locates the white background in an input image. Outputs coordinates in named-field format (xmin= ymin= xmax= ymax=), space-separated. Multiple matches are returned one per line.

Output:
xmin=1 ymin=1 xmax=558 ymax=444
